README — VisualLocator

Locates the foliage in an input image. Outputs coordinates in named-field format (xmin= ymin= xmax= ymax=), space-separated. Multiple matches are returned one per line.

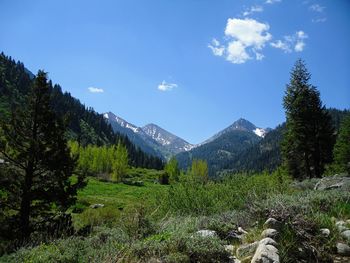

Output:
xmin=332 ymin=115 xmax=350 ymax=174
xmin=282 ymin=59 xmax=334 ymax=179
xmin=162 ymin=169 xmax=292 ymax=216
xmin=190 ymin=159 xmax=209 ymax=183
xmin=165 ymin=157 xmax=180 ymax=183
xmin=0 ymin=71 xmax=86 ymax=243
xmin=111 ymin=141 xmax=129 ymax=182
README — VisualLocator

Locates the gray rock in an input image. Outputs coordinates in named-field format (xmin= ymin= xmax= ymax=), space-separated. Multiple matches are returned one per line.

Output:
xmin=196 ymin=229 xmax=217 ymax=238
xmin=341 ymin=230 xmax=350 ymax=241
xmin=236 ymin=241 xmax=259 ymax=258
xmin=238 ymin=226 xmax=248 ymax=234
xmin=259 ymin=237 xmax=278 ymax=247
xmin=261 ymin=229 xmax=279 ymax=239
xmin=320 ymin=228 xmax=330 ymax=237
xmin=251 ymin=244 xmax=279 ymax=263
xmin=314 ymin=176 xmax=350 ymax=191
xmin=229 ymin=256 xmax=241 ymax=263
xmin=336 ymin=221 xmax=348 ymax=232
xmin=336 ymin=243 xmax=350 ymax=256
xmin=264 ymin=218 xmax=282 ymax=230
xmin=224 ymin=244 xmax=235 ymax=254
xmin=90 ymin=203 xmax=104 ymax=209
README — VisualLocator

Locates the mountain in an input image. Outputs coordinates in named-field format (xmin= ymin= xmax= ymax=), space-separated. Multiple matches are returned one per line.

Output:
xmin=104 ymin=112 xmax=194 ymax=159
xmin=203 ymin=118 xmax=269 ymax=145
xmin=142 ymin=123 xmax=194 ymax=153
xmin=176 ymin=118 xmax=264 ymax=176
xmin=0 ymin=52 xmax=164 ymax=170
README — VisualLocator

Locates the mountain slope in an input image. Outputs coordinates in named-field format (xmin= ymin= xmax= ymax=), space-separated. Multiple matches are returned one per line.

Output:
xmin=176 ymin=118 xmax=263 ymax=176
xmin=104 ymin=112 xmax=194 ymax=159
xmin=142 ymin=123 xmax=194 ymax=153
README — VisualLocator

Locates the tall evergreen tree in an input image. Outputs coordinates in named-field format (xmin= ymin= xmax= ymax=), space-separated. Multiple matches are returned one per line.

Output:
xmin=282 ymin=60 xmax=334 ymax=179
xmin=0 ymin=71 xmax=85 ymax=240
xmin=332 ymin=115 xmax=350 ymax=174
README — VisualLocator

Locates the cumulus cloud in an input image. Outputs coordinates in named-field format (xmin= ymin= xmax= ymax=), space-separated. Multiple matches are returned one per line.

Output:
xmin=224 ymin=18 xmax=271 ymax=63
xmin=158 ymin=81 xmax=177 ymax=91
xmin=88 ymin=87 xmax=104 ymax=93
xmin=243 ymin=5 xmax=263 ymax=16
xmin=270 ymin=30 xmax=308 ymax=53
xmin=208 ymin=38 xmax=225 ymax=56
xmin=265 ymin=0 xmax=281 ymax=4
xmin=309 ymin=4 xmax=325 ymax=12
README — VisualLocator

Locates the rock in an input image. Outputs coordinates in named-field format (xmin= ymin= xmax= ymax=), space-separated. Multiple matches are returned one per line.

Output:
xmin=236 ymin=242 xmax=259 ymax=258
xmin=90 ymin=203 xmax=104 ymax=209
xmin=320 ymin=228 xmax=330 ymax=237
xmin=251 ymin=244 xmax=279 ymax=263
xmin=314 ymin=176 xmax=350 ymax=191
xmin=261 ymin=229 xmax=279 ymax=239
xmin=227 ymin=230 xmax=244 ymax=241
xmin=336 ymin=221 xmax=348 ymax=232
xmin=341 ymin=230 xmax=350 ymax=241
xmin=224 ymin=245 xmax=235 ymax=254
xmin=264 ymin=218 xmax=282 ymax=230
xmin=336 ymin=243 xmax=350 ymax=256
xmin=259 ymin=237 xmax=278 ymax=247
xmin=238 ymin=227 xmax=248 ymax=234
xmin=228 ymin=255 xmax=241 ymax=263
xmin=240 ymin=256 xmax=253 ymax=263
xmin=196 ymin=229 xmax=217 ymax=238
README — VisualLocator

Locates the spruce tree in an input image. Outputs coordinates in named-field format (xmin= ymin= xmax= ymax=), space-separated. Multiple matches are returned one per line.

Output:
xmin=0 ymin=71 xmax=85 ymax=240
xmin=282 ymin=60 xmax=334 ymax=179
xmin=332 ymin=115 xmax=350 ymax=174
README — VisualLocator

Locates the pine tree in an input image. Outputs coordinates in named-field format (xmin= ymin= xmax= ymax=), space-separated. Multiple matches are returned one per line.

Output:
xmin=282 ymin=60 xmax=334 ymax=179
xmin=0 ymin=71 xmax=85 ymax=240
xmin=332 ymin=115 xmax=350 ymax=174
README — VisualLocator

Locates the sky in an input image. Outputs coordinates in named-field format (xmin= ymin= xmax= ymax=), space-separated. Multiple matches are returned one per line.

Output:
xmin=0 ymin=0 xmax=349 ymax=144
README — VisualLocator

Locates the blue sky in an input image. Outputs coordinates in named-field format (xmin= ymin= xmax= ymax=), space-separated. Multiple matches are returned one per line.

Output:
xmin=1 ymin=0 xmax=349 ymax=144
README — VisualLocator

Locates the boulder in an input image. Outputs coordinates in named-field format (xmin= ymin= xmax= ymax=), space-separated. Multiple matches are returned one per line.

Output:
xmin=251 ymin=244 xmax=279 ymax=263
xmin=236 ymin=241 xmax=259 ymax=258
xmin=229 ymin=256 xmax=241 ymax=263
xmin=336 ymin=243 xmax=350 ymax=256
xmin=196 ymin=229 xmax=217 ymax=238
xmin=314 ymin=176 xmax=350 ymax=191
xmin=341 ymin=230 xmax=350 ymax=241
xmin=259 ymin=237 xmax=278 ymax=247
xmin=336 ymin=221 xmax=348 ymax=232
xmin=261 ymin=229 xmax=279 ymax=239
xmin=264 ymin=218 xmax=282 ymax=231
xmin=320 ymin=228 xmax=330 ymax=237
xmin=90 ymin=203 xmax=104 ymax=209
xmin=227 ymin=230 xmax=244 ymax=241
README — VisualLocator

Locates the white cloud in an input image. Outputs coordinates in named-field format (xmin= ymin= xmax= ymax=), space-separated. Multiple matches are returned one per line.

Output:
xmin=225 ymin=18 xmax=272 ymax=48
xmin=88 ymin=87 xmax=104 ymax=93
xmin=312 ymin=17 xmax=327 ymax=23
xmin=208 ymin=38 xmax=225 ymax=56
xmin=270 ymin=40 xmax=291 ymax=53
xmin=226 ymin=41 xmax=251 ymax=64
xmin=158 ymin=81 xmax=177 ymax=91
xmin=209 ymin=18 xmax=271 ymax=64
xmin=243 ymin=5 xmax=264 ymax=16
xmin=270 ymin=30 xmax=308 ymax=53
xmin=310 ymin=4 xmax=325 ymax=12
xmin=265 ymin=0 xmax=281 ymax=4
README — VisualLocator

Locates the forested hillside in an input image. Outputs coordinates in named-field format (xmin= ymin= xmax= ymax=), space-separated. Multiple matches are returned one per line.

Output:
xmin=0 ymin=53 xmax=163 ymax=169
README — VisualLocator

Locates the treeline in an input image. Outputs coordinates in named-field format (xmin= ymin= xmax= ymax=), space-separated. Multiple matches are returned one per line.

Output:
xmin=0 ymin=52 xmax=164 ymax=170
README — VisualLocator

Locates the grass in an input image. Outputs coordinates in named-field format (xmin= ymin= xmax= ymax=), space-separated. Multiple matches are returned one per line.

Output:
xmin=2 ymin=170 xmax=350 ymax=262
xmin=72 ymin=176 xmax=168 ymax=229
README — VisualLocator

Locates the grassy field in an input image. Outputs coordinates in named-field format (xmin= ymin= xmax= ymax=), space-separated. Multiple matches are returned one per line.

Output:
xmin=73 ymin=174 xmax=168 ymax=229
